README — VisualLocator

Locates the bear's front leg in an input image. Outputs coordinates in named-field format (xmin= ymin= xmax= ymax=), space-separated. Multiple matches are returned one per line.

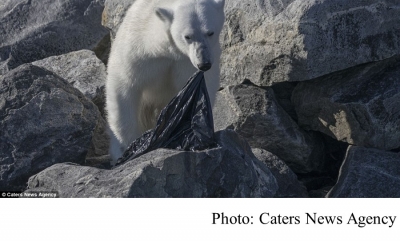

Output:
xmin=106 ymin=85 xmax=142 ymax=162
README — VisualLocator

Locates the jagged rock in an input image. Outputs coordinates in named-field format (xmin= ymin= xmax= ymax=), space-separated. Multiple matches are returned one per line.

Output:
xmin=252 ymin=148 xmax=308 ymax=197
xmin=32 ymin=50 xmax=107 ymax=116
xmin=0 ymin=64 xmax=101 ymax=191
xmin=26 ymin=130 xmax=291 ymax=198
xmin=102 ymin=0 xmax=136 ymax=40
xmin=0 ymin=0 xmax=108 ymax=75
xmin=327 ymin=146 xmax=400 ymax=198
xmin=213 ymin=81 xmax=325 ymax=173
xmin=292 ymin=55 xmax=400 ymax=150
xmin=221 ymin=0 xmax=400 ymax=86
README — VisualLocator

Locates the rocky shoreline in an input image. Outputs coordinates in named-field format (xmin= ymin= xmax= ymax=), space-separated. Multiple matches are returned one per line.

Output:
xmin=1 ymin=0 xmax=399 ymax=197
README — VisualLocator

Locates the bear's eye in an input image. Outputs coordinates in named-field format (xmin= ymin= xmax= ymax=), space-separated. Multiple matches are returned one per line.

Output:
xmin=184 ymin=35 xmax=191 ymax=40
xmin=207 ymin=32 xmax=214 ymax=37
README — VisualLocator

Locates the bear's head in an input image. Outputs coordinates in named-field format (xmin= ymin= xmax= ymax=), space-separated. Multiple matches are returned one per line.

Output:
xmin=156 ymin=0 xmax=225 ymax=72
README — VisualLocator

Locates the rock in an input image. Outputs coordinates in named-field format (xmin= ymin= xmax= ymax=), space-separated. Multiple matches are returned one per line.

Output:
xmin=85 ymin=154 xmax=112 ymax=169
xmin=0 ymin=64 xmax=100 ymax=191
xmin=213 ymin=81 xmax=325 ymax=173
xmin=0 ymin=0 xmax=108 ymax=75
xmin=86 ymin=115 xmax=110 ymax=159
xmin=327 ymin=146 xmax=400 ymax=198
xmin=221 ymin=0 xmax=400 ymax=86
xmin=292 ymin=55 xmax=400 ymax=150
xmin=26 ymin=130 xmax=287 ymax=198
xmin=32 ymin=50 xmax=107 ymax=116
xmin=270 ymin=82 xmax=299 ymax=121
xmin=30 ymin=50 xmax=109 ymax=160
xmin=93 ymin=33 xmax=112 ymax=65
xmin=252 ymin=148 xmax=308 ymax=197
xmin=102 ymin=0 xmax=136 ymax=40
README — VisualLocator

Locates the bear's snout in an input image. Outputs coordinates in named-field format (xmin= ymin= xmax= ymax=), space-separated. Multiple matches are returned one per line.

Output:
xmin=198 ymin=63 xmax=212 ymax=71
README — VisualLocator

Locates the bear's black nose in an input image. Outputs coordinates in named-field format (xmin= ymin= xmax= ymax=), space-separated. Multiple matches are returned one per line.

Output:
xmin=198 ymin=63 xmax=212 ymax=72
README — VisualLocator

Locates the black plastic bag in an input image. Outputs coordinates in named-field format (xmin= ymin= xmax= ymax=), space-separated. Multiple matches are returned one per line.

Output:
xmin=115 ymin=71 xmax=217 ymax=166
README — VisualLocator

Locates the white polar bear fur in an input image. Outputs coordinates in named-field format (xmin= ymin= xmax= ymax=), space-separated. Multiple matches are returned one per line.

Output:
xmin=106 ymin=0 xmax=225 ymax=161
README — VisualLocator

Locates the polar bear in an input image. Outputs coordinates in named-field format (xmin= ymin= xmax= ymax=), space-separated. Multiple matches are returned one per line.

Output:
xmin=106 ymin=0 xmax=225 ymax=161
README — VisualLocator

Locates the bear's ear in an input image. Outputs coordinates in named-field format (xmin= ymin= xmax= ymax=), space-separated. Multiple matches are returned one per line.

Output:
xmin=214 ymin=0 xmax=225 ymax=9
xmin=155 ymin=7 xmax=174 ymax=25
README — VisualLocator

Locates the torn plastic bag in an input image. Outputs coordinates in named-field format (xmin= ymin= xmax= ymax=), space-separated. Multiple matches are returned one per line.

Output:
xmin=115 ymin=71 xmax=217 ymax=166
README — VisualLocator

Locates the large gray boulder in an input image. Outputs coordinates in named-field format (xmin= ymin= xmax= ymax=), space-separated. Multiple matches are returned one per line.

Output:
xmin=0 ymin=0 xmax=108 ymax=75
xmin=327 ymin=146 xmax=400 ymax=198
xmin=32 ymin=50 xmax=107 ymax=115
xmin=213 ymin=81 xmax=325 ymax=173
xmin=25 ymin=130 xmax=309 ymax=198
xmin=0 ymin=64 xmax=101 ymax=191
xmin=32 ymin=50 xmax=110 ymax=159
xmin=221 ymin=0 xmax=400 ymax=86
xmin=292 ymin=55 xmax=400 ymax=150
